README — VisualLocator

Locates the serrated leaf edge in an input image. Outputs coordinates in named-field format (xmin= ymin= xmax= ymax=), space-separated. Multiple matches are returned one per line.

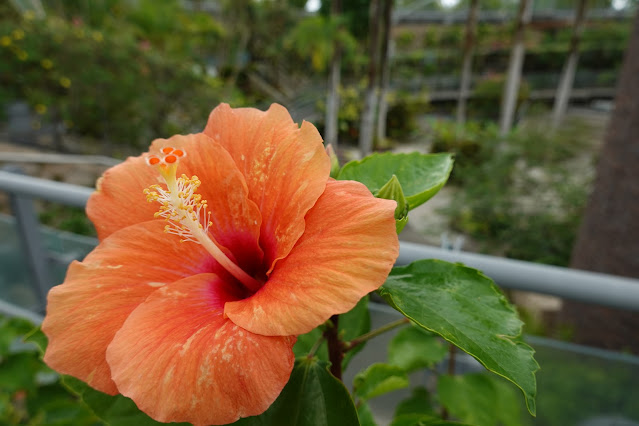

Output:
xmin=378 ymin=260 xmax=540 ymax=416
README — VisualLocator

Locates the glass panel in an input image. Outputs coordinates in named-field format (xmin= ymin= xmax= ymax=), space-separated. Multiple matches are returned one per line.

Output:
xmin=0 ymin=215 xmax=38 ymax=310
xmin=525 ymin=335 xmax=639 ymax=425
xmin=0 ymin=214 xmax=97 ymax=310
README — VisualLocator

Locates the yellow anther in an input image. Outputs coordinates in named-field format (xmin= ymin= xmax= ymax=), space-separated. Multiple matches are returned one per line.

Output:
xmin=143 ymin=148 xmax=262 ymax=293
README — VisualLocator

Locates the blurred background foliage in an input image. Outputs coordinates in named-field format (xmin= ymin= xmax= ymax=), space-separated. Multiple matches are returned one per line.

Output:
xmin=0 ymin=0 xmax=632 ymax=147
xmin=1 ymin=1 xmax=639 ymax=422
xmin=0 ymin=315 xmax=98 ymax=425
xmin=0 ymin=0 xmax=228 ymax=150
xmin=431 ymin=115 xmax=595 ymax=267
xmin=0 ymin=0 xmax=634 ymax=267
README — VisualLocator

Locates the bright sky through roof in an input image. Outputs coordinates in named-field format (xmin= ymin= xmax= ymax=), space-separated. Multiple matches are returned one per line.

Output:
xmin=612 ymin=0 xmax=629 ymax=10
xmin=440 ymin=0 xmax=460 ymax=8
xmin=305 ymin=0 xmax=321 ymax=13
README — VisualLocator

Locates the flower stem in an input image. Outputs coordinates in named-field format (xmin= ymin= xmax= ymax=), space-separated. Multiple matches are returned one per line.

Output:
xmin=344 ymin=317 xmax=410 ymax=353
xmin=307 ymin=334 xmax=326 ymax=358
xmin=324 ymin=315 xmax=345 ymax=380
xmin=447 ymin=343 xmax=457 ymax=376
xmin=441 ymin=343 xmax=457 ymax=420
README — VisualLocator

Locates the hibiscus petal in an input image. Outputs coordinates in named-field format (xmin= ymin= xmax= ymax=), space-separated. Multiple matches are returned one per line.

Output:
xmin=204 ymin=103 xmax=331 ymax=272
xmin=42 ymin=220 xmax=211 ymax=395
xmin=225 ymin=180 xmax=400 ymax=336
xmin=151 ymin=134 xmax=264 ymax=275
xmin=86 ymin=155 xmax=159 ymax=241
xmin=87 ymin=133 xmax=263 ymax=273
xmin=106 ymin=273 xmax=295 ymax=426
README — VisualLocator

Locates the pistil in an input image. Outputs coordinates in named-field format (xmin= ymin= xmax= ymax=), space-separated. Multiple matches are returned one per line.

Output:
xmin=144 ymin=147 xmax=262 ymax=293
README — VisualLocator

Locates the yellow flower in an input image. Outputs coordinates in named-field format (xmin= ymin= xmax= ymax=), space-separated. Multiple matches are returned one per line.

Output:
xmin=16 ymin=50 xmax=28 ymax=61
xmin=12 ymin=29 xmax=25 ymax=40
xmin=92 ymin=31 xmax=103 ymax=42
xmin=59 ymin=77 xmax=71 ymax=88
xmin=35 ymin=104 xmax=47 ymax=114
xmin=23 ymin=11 xmax=35 ymax=21
xmin=41 ymin=58 xmax=53 ymax=69
xmin=0 ymin=36 xmax=11 ymax=47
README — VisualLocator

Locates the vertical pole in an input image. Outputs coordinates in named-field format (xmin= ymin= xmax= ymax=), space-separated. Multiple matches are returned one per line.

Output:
xmin=376 ymin=0 xmax=394 ymax=144
xmin=5 ymin=166 xmax=51 ymax=312
xmin=499 ymin=0 xmax=533 ymax=137
xmin=325 ymin=0 xmax=343 ymax=148
xmin=551 ymin=0 xmax=588 ymax=129
xmin=359 ymin=0 xmax=382 ymax=156
xmin=457 ymin=0 xmax=480 ymax=127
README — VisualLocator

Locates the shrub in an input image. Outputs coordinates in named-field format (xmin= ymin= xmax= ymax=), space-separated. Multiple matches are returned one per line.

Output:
xmin=438 ymin=118 xmax=595 ymax=267
xmin=469 ymin=74 xmax=530 ymax=121
xmin=430 ymin=120 xmax=500 ymax=184
xmin=396 ymin=30 xmax=416 ymax=50
xmin=0 ymin=12 xmax=224 ymax=150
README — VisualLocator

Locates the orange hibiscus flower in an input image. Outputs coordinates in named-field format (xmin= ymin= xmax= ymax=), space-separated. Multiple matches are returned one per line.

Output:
xmin=42 ymin=104 xmax=399 ymax=425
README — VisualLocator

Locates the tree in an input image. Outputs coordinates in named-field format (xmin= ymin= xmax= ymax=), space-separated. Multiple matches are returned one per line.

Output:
xmin=551 ymin=0 xmax=588 ymax=129
xmin=219 ymin=0 xmax=254 ymax=93
xmin=456 ymin=0 xmax=479 ymax=126
xmin=286 ymin=11 xmax=357 ymax=142
xmin=563 ymin=10 xmax=639 ymax=352
xmin=320 ymin=0 xmax=370 ymax=39
xmin=499 ymin=0 xmax=533 ymax=136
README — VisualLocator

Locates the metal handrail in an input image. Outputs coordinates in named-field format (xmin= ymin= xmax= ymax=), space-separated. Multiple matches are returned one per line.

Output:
xmin=1 ymin=169 xmax=639 ymax=313
xmin=394 ymin=8 xmax=634 ymax=24
xmin=398 ymin=242 xmax=639 ymax=312
xmin=0 ymin=152 xmax=121 ymax=167
xmin=0 ymin=169 xmax=93 ymax=207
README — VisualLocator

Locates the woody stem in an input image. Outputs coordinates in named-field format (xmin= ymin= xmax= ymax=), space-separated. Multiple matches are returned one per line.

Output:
xmin=324 ymin=315 xmax=345 ymax=380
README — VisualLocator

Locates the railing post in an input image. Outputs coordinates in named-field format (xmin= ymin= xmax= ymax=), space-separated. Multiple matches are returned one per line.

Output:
xmin=4 ymin=166 xmax=51 ymax=312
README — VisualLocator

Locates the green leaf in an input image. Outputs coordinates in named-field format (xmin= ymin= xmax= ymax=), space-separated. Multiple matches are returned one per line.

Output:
xmin=357 ymin=401 xmax=378 ymax=426
xmin=0 ymin=352 xmax=48 ymax=393
xmin=0 ymin=392 xmax=16 ymax=424
xmin=353 ymin=363 xmax=409 ymax=401
xmin=0 ymin=316 xmax=37 ymax=357
xmin=376 ymin=175 xmax=409 ymax=233
xmin=390 ymin=389 xmax=471 ymax=425
xmin=395 ymin=216 xmax=409 ymax=234
xmin=491 ymin=375 xmax=523 ymax=425
xmin=326 ymin=143 xmax=341 ymax=178
xmin=337 ymin=152 xmax=453 ymax=209
xmin=26 ymin=383 xmax=99 ymax=426
xmin=393 ymin=387 xmax=433 ymax=419
xmin=292 ymin=326 xmax=326 ymax=360
xmin=391 ymin=414 xmax=471 ymax=426
xmin=377 ymin=175 xmax=407 ymax=217
xmin=378 ymin=260 xmax=538 ymax=415
xmin=23 ymin=326 xmax=48 ymax=355
xmin=63 ymin=376 xmax=189 ymax=426
xmin=388 ymin=327 xmax=448 ymax=373
xmin=29 ymin=398 xmax=100 ymax=426
xmin=235 ymin=358 xmax=359 ymax=426
xmin=438 ymin=373 xmax=522 ymax=426
xmin=340 ymin=295 xmax=371 ymax=369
